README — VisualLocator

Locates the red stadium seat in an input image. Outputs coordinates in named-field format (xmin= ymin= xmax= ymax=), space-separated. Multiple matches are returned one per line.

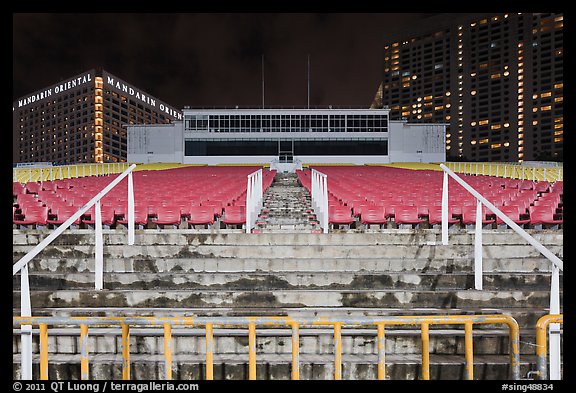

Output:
xmin=360 ymin=206 xmax=387 ymax=225
xmin=188 ymin=206 xmax=215 ymax=227
xmin=460 ymin=205 xmax=495 ymax=226
xmin=221 ymin=206 xmax=246 ymax=225
xmin=82 ymin=205 xmax=116 ymax=226
xmin=394 ymin=206 xmax=426 ymax=226
xmin=47 ymin=205 xmax=82 ymax=226
xmin=117 ymin=207 xmax=149 ymax=228
xmin=494 ymin=205 xmax=531 ymax=227
xmin=328 ymin=206 xmax=354 ymax=225
xmin=153 ymin=206 xmax=182 ymax=227
xmin=529 ymin=208 xmax=563 ymax=228
xmin=13 ymin=206 xmax=49 ymax=226
xmin=427 ymin=206 xmax=460 ymax=226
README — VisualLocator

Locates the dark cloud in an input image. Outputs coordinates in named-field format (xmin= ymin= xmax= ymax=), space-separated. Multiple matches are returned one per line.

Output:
xmin=13 ymin=13 xmax=446 ymax=109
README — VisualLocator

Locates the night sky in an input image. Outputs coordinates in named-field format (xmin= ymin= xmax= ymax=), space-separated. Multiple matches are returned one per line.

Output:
xmin=12 ymin=13 xmax=457 ymax=110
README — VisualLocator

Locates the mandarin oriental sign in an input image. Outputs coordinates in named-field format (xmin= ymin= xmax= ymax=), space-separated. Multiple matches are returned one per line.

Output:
xmin=104 ymin=72 xmax=183 ymax=121
xmin=15 ymin=72 xmax=93 ymax=109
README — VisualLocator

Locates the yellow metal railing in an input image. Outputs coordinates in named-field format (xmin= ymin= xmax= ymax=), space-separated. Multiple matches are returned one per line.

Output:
xmin=13 ymin=163 xmax=132 ymax=183
xmin=535 ymin=314 xmax=563 ymax=380
xmin=443 ymin=162 xmax=563 ymax=182
xmin=14 ymin=314 xmax=521 ymax=380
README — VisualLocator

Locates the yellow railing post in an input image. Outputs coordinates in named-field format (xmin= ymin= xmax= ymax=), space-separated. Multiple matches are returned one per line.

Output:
xmin=205 ymin=323 xmax=214 ymax=380
xmin=80 ymin=324 xmax=89 ymax=380
xmin=377 ymin=323 xmax=386 ymax=380
xmin=163 ymin=323 xmax=172 ymax=380
xmin=535 ymin=314 xmax=563 ymax=380
xmin=333 ymin=322 xmax=342 ymax=380
xmin=248 ymin=323 xmax=256 ymax=380
xmin=464 ymin=322 xmax=474 ymax=380
xmin=291 ymin=322 xmax=300 ymax=380
xmin=121 ymin=323 xmax=131 ymax=380
xmin=39 ymin=323 xmax=49 ymax=380
xmin=420 ymin=322 xmax=430 ymax=380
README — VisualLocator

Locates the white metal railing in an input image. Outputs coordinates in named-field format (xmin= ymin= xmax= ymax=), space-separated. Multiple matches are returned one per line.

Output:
xmin=12 ymin=164 xmax=137 ymax=380
xmin=245 ymin=169 xmax=263 ymax=233
xmin=440 ymin=163 xmax=563 ymax=380
xmin=311 ymin=169 xmax=328 ymax=233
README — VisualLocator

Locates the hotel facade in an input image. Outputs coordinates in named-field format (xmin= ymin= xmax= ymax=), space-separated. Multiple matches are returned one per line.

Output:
xmin=371 ymin=12 xmax=563 ymax=162
xmin=13 ymin=69 xmax=183 ymax=164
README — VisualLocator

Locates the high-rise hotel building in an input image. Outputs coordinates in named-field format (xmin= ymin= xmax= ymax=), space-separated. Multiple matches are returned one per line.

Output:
xmin=13 ymin=69 xmax=183 ymax=164
xmin=371 ymin=13 xmax=563 ymax=162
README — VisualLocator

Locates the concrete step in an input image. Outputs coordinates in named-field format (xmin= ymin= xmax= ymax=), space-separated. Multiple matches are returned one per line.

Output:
xmin=14 ymin=272 xmax=560 ymax=291
xmin=13 ymin=229 xmax=563 ymax=247
xmin=15 ymin=288 xmax=561 ymax=310
xmin=21 ymin=257 xmax=560 ymax=274
xmin=12 ymin=353 xmax=546 ymax=380
xmin=12 ymin=243 xmax=564 ymax=260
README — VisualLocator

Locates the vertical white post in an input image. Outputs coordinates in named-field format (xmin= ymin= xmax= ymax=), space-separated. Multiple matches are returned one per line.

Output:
xmin=322 ymin=175 xmax=328 ymax=233
xmin=20 ymin=264 xmax=33 ymax=380
xmin=532 ymin=167 xmax=536 ymax=181
xmin=442 ymin=170 xmax=449 ymax=245
xmin=543 ymin=168 xmax=547 ymax=182
xmin=128 ymin=171 xmax=135 ymax=245
xmin=59 ymin=166 xmax=63 ymax=180
xmin=68 ymin=165 xmax=71 ymax=179
xmin=476 ymin=163 xmax=479 ymax=176
xmin=482 ymin=163 xmax=485 ymax=176
xmin=504 ymin=165 xmax=507 ymax=178
xmin=496 ymin=165 xmax=499 ymax=178
xmin=557 ymin=168 xmax=561 ymax=181
xmin=29 ymin=168 xmax=33 ymax=182
xmin=246 ymin=174 xmax=252 ymax=233
xmin=89 ymin=164 xmax=92 ymax=177
xmin=474 ymin=199 xmax=483 ymax=290
xmin=95 ymin=200 xmax=103 ymax=290
xmin=549 ymin=264 xmax=561 ymax=380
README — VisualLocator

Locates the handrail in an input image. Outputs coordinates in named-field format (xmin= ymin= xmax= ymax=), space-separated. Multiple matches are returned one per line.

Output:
xmin=14 ymin=314 xmax=520 ymax=381
xmin=311 ymin=169 xmax=328 ymax=233
xmin=439 ymin=163 xmax=563 ymax=380
xmin=245 ymin=168 xmax=263 ymax=233
xmin=12 ymin=163 xmax=137 ymax=380
xmin=535 ymin=314 xmax=563 ymax=380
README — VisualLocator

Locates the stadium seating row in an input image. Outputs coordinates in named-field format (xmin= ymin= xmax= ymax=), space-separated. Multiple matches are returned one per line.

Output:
xmin=297 ymin=166 xmax=563 ymax=230
xmin=13 ymin=166 xmax=275 ymax=229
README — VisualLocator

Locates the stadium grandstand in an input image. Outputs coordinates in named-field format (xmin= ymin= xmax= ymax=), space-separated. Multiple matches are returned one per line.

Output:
xmin=13 ymin=158 xmax=562 ymax=381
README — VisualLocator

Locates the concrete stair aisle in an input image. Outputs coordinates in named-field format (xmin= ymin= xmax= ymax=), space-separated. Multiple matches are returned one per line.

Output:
xmin=12 ymin=229 xmax=563 ymax=380
xmin=255 ymin=172 xmax=320 ymax=233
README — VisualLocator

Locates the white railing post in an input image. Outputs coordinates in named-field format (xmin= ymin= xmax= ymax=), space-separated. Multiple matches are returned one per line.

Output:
xmin=496 ymin=164 xmax=499 ymax=178
xmin=442 ymin=170 xmax=449 ymax=245
xmin=549 ymin=264 xmax=561 ymax=380
xmin=20 ymin=263 xmax=33 ymax=380
xmin=95 ymin=200 xmax=103 ymax=290
xmin=474 ymin=199 xmax=483 ymax=290
xmin=311 ymin=169 xmax=329 ymax=233
xmin=128 ymin=171 xmax=135 ymax=245
xmin=245 ymin=169 xmax=263 ymax=233
xmin=322 ymin=175 xmax=328 ymax=233
xmin=29 ymin=168 xmax=33 ymax=182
